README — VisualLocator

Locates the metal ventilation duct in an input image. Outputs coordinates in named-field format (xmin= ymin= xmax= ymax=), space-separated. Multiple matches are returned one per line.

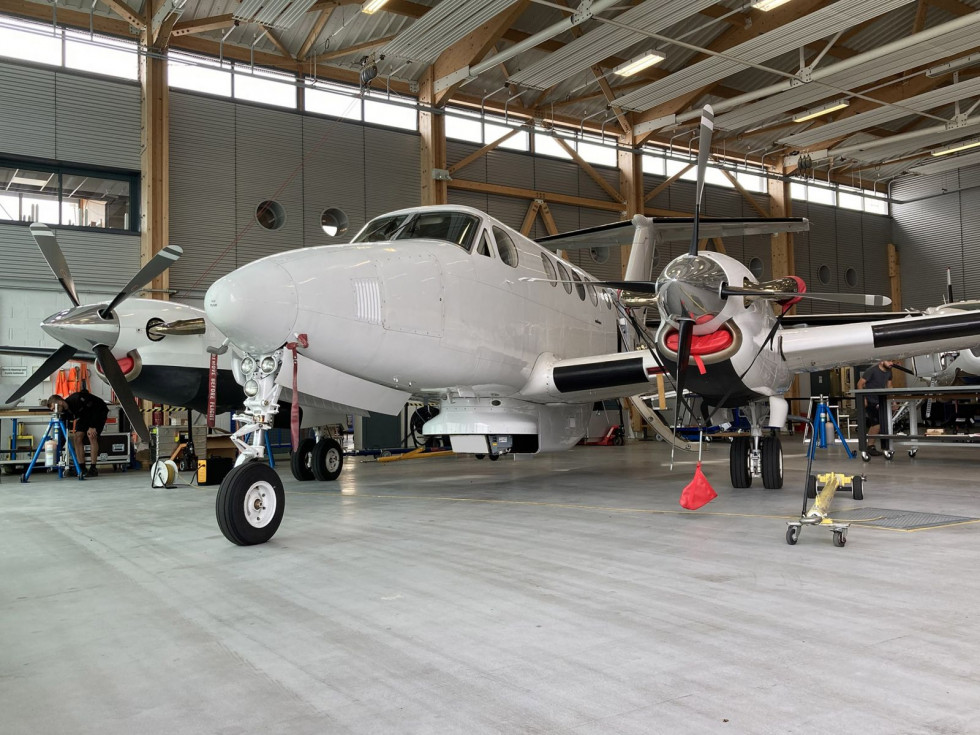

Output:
xmin=715 ymin=16 xmax=980 ymax=131
xmin=383 ymin=0 xmax=521 ymax=65
xmin=233 ymin=0 xmax=318 ymax=29
xmin=507 ymin=0 xmax=715 ymax=91
xmin=779 ymin=77 xmax=980 ymax=149
xmin=612 ymin=0 xmax=913 ymax=112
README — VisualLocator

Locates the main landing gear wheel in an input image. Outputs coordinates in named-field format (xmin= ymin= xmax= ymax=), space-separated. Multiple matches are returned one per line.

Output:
xmin=312 ymin=437 xmax=343 ymax=481
xmin=806 ymin=474 xmax=817 ymax=499
xmin=761 ymin=435 xmax=783 ymax=489
xmin=730 ymin=435 xmax=752 ymax=488
xmin=290 ymin=437 xmax=316 ymax=482
xmin=216 ymin=461 xmax=285 ymax=546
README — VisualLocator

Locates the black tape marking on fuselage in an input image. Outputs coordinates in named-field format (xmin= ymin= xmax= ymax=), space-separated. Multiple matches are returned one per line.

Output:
xmin=871 ymin=311 xmax=980 ymax=349
xmin=553 ymin=357 xmax=647 ymax=393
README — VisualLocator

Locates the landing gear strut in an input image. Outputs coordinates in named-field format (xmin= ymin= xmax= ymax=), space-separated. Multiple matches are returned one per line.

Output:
xmin=729 ymin=399 xmax=784 ymax=490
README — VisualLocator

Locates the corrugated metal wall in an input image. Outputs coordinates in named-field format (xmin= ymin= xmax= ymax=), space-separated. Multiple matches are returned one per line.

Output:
xmin=0 ymin=61 xmax=140 ymax=169
xmin=168 ymin=91 xmax=422 ymax=293
xmin=890 ymin=167 xmax=980 ymax=308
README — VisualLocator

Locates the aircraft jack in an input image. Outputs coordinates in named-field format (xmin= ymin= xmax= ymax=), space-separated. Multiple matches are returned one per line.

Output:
xmin=20 ymin=411 xmax=84 ymax=483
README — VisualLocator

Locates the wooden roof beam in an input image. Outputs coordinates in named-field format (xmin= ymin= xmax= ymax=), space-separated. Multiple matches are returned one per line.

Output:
xmin=99 ymin=0 xmax=144 ymax=29
xmin=298 ymin=7 xmax=335 ymax=60
xmin=172 ymin=14 xmax=237 ymax=37
xmin=312 ymin=35 xmax=397 ymax=63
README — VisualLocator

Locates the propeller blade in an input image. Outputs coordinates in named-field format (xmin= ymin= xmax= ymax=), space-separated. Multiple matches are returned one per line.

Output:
xmin=102 ymin=245 xmax=183 ymax=316
xmin=688 ymin=105 xmax=715 ymax=258
xmin=93 ymin=344 xmax=152 ymax=445
xmin=721 ymin=285 xmax=891 ymax=307
xmin=6 ymin=343 xmax=77 ymax=404
xmin=148 ymin=317 xmax=207 ymax=337
xmin=670 ymin=318 xmax=695 ymax=469
xmin=30 ymin=223 xmax=80 ymax=307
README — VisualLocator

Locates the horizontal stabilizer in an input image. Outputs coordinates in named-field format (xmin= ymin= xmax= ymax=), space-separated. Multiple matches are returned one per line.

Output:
xmin=537 ymin=217 xmax=809 ymax=251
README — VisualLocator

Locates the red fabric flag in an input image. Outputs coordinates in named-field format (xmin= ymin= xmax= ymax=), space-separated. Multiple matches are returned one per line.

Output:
xmin=680 ymin=462 xmax=717 ymax=510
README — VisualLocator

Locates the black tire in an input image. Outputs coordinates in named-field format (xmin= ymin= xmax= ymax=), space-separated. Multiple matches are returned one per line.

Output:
xmin=833 ymin=531 xmax=846 ymax=548
xmin=215 ymin=461 xmax=285 ymax=546
xmin=806 ymin=474 xmax=817 ymax=499
xmin=312 ymin=438 xmax=343 ymax=481
xmin=786 ymin=526 xmax=799 ymax=545
xmin=488 ymin=453 xmax=500 ymax=461
xmin=730 ymin=435 xmax=752 ymax=488
xmin=474 ymin=454 xmax=485 ymax=460
xmin=409 ymin=406 xmax=440 ymax=447
xmin=861 ymin=451 xmax=871 ymax=462
xmin=852 ymin=475 xmax=864 ymax=501
xmin=761 ymin=435 xmax=783 ymax=490
xmin=290 ymin=437 xmax=316 ymax=482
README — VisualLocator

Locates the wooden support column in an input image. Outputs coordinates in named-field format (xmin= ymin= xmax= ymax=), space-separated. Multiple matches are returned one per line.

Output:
xmin=767 ymin=164 xmax=795 ymax=279
xmin=887 ymin=243 xmax=902 ymax=311
xmin=140 ymin=0 xmax=170 ymax=298
xmin=418 ymin=69 xmax=447 ymax=206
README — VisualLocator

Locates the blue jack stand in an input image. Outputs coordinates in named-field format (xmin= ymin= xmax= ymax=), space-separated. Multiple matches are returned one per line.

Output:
xmin=21 ymin=413 xmax=85 ymax=482
xmin=808 ymin=398 xmax=854 ymax=461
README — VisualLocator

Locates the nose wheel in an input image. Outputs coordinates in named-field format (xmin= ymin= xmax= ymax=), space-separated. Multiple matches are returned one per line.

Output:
xmin=216 ymin=461 xmax=285 ymax=545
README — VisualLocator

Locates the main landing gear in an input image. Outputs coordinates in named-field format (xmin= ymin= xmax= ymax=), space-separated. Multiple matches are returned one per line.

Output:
xmin=290 ymin=435 xmax=344 ymax=482
xmin=729 ymin=433 xmax=783 ymax=489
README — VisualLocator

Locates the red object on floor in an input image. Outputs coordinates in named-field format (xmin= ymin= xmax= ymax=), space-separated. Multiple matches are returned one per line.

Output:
xmin=680 ymin=462 xmax=718 ymax=510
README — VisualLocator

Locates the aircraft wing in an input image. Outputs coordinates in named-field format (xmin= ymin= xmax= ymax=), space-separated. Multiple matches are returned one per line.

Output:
xmin=779 ymin=310 xmax=980 ymax=373
xmin=537 ymin=217 xmax=809 ymax=251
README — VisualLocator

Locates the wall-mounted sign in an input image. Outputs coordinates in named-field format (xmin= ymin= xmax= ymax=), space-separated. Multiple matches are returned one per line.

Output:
xmin=1 ymin=366 xmax=29 ymax=378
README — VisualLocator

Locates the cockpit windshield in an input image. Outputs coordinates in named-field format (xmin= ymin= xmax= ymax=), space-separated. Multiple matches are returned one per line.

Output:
xmin=353 ymin=211 xmax=480 ymax=252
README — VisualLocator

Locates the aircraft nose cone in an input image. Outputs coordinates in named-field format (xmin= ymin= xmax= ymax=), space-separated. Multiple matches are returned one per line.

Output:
xmin=206 ymin=259 xmax=298 ymax=354
xmin=41 ymin=304 xmax=119 ymax=351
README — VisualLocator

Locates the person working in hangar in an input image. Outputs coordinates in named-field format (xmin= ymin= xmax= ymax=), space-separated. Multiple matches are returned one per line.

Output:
xmin=47 ymin=390 xmax=109 ymax=478
xmin=858 ymin=360 xmax=894 ymax=457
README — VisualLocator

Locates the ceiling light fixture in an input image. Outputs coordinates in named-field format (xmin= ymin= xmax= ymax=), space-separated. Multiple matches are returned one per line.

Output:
xmin=614 ymin=51 xmax=666 ymax=77
xmin=792 ymin=99 xmax=849 ymax=123
xmin=930 ymin=137 xmax=980 ymax=157
xmin=751 ymin=0 xmax=794 ymax=11
xmin=361 ymin=0 xmax=389 ymax=14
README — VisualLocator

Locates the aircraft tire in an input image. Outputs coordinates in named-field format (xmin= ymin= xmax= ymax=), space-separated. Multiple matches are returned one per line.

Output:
xmin=290 ymin=437 xmax=316 ymax=482
xmin=852 ymin=476 xmax=864 ymax=501
xmin=761 ymin=435 xmax=783 ymax=489
xmin=730 ymin=436 xmax=752 ymax=488
xmin=216 ymin=461 xmax=285 ymax=546
xmin=312 ymin=437 xmax=343 ymax=481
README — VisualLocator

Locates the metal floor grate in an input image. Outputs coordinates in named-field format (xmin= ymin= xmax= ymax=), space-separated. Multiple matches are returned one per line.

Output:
xmin=830 ymin=507 xmax=979 ymax=531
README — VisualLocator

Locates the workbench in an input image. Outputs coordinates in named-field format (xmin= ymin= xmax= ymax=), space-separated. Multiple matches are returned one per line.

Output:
xmin=853 ymin=386 xmax=980 ymax=458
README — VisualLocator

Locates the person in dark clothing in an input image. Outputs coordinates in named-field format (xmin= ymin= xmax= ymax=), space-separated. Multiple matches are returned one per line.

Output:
xmin=47 ymin=391 xmax=109 ymax=477
xmin=857 ymin=360 xmax=894 ymax=457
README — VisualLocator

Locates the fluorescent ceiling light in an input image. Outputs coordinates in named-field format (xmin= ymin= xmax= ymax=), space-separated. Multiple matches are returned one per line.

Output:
xmin=361 ymin=0 xmax=389 ymax=13
xmin=792 ymin=99 xmax=849 ymax=123
xmin=931 ymin=137 xmax=980 ymax=156
xmin=614 ymin=51 xmax=666 ymax=77
xmin=752 ymin=0 xmax=793 ymax=11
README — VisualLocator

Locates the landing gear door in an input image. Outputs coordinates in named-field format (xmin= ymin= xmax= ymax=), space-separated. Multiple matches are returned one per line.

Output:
xmin=381 ymin=253 xmax=445 ymax=338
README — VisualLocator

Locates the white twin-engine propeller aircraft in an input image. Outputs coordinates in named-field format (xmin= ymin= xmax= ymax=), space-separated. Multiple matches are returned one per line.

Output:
xmin=203 ymin=111 xmax=980 ymax=547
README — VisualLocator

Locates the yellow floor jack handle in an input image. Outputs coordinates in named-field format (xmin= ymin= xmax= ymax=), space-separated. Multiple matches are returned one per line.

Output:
xmin=802 ymin=472 xmax=848 ymax=524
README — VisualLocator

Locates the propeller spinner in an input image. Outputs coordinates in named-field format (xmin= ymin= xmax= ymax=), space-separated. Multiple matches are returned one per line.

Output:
xmin=6 ymin=224 xmax=182 ymax=444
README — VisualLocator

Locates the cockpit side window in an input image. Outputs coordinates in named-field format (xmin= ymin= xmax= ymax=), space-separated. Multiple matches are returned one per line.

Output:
xmin=492 ymin=226 xmax=519 ymax=268
xmin=477 ymin=232 xmax=494 ymax=258
xmin=352 ymin=211 xmax=479 ymax=252
xmin=353 ymin=213 xmax=413 ymax=242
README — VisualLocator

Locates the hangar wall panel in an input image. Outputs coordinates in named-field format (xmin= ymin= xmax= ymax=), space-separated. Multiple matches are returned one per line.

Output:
xmin=303 ymin=117 xmax=368 ymax=243
xmin=169 ymin=93 xmax=238 ymax=292
xmin=0 ymin=62 xmax=57 ymax=160
xmin=363 ymin=127 xmax=420 ymax=220
xmin=891 ymin=168 xmax=975 ymax=307
xmin=54 ymin=74 xmax=141 ymax=169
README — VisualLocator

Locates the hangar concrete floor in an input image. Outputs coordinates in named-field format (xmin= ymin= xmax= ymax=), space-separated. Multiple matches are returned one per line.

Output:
xmin=3 ymin=438 xmax=979 ymax=734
